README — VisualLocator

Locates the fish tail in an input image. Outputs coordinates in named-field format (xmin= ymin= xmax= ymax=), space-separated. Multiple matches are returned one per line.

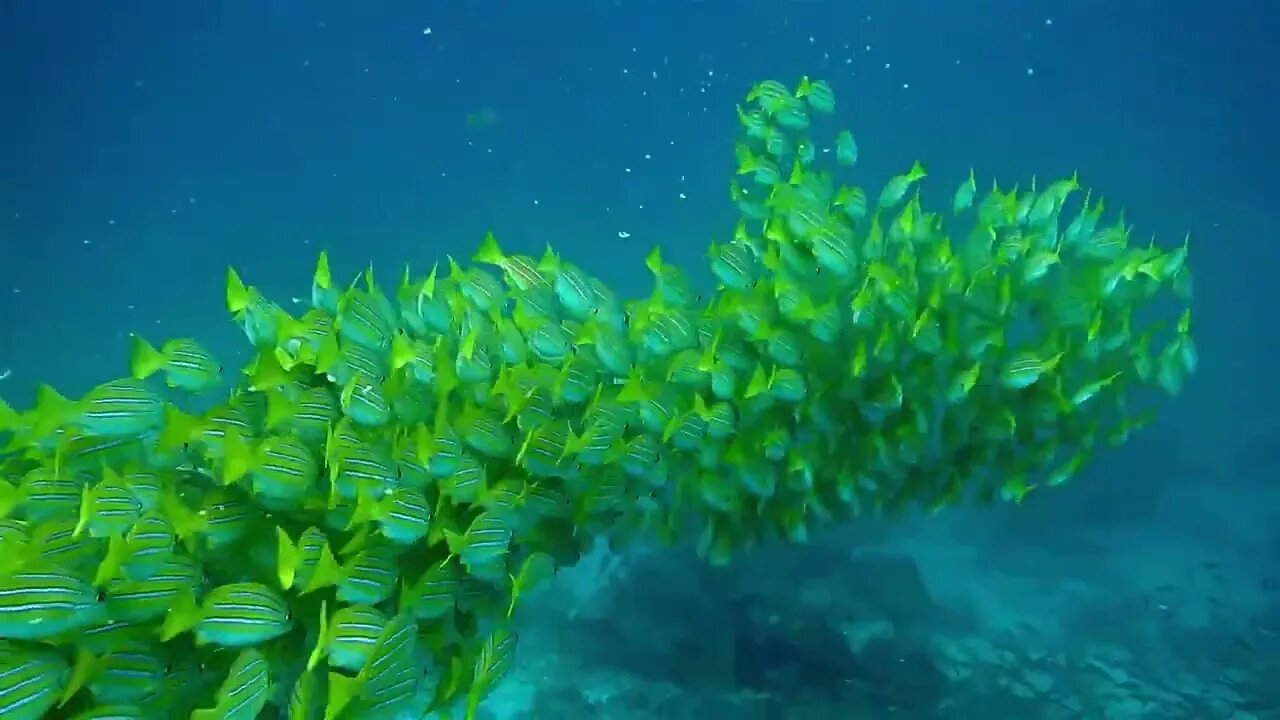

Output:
xmin=225 ymin=266 xmax=251 ymax=314
xmin=128 ymin=334 xmax=166 ymax=380
xmin=472 ymin=230 xmax=505 ymax=267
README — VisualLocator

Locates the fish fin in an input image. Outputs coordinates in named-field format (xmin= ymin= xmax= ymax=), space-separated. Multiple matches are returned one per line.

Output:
xmin=0 ymin=480 xmax=23 ymax=521
xmin=92 ymin=534 xmax=129 ymax=586
xmin=473 ymin=230 xmax=504 ymax=267
xmin=58 ymin=647 xmax=98 ymax=707
xmin=276 ymin=527 xmax=298 ymax=590
xmin=306 ymin=600 xmax=329 ymax=671
xmin=314 ymin=250 xmax=332 ymax=290
xmin=127 ymin=334 xmax=167 ymax=380
xmin=264 ymin=390 xmax=297 ymax=431
xmin=157 ymin=404 xmax=199 ymax=453
xmin=191 ymin=708 xmax=221 ymax=720
xmin=225 ymin=266 xmax=250 ymax=314
xmin=301 ymin=544 xmax=343 ymax=595
xmin=72 ymin=483 xmax=95 ymax=538
xmin=324 ymin=672 xmax=360 ymax=720
xmin=220 ymin=430 xmax=253 ymax=486
xmin=442 ymin=528 xmax=466 ymax=556
xmin=158 ymin=590 xmax=200 ymax=642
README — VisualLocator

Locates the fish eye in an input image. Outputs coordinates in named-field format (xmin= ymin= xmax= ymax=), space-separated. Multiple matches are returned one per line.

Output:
xmin=95 ymin=590 xmax=106 ymax=602
xmin=164 ymin=663 xmax=173 ymax=673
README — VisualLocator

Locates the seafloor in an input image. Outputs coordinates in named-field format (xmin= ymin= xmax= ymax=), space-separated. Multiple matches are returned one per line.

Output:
xmin=449 ymin=471 xmax=1278 ymax=720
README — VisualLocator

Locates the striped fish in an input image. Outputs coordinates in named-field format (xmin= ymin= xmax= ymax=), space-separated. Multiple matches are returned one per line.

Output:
xmin=74 ymin=618 xmax=150 ymax=655
xmin=15 ymin=467 xmax=80 ymax=523
xmin=466 ymin=628 xmax=517 ymax=720
xmin=526 ymin=320 xmax=572 ymax=365
xmin=326 ymin=614 xmax=418 ymax=720
xmin=327 ymin=421 xmax=395 ymax=502
xmin=0 ymin=644 xmax=68 ymax=720
xmin=369 ymin=486 xmax=431 ymax=545
xmin=422 ymin=425 xmax=464 ymax=478
xmin=87 ymin=641 xmax=167 ymax=704
xmin=267 ymin=386 xmax=338 ymax=444
xmin=999 ymin=351 xmax=1062 ymax=390
xmin=335 ymin=286 xmax=397 ymax=352
xmin=339 ymin=374 xmax=392 ymax=428
xmin=443 ymin=512 xmax=512 ymax=568
xmin=75 ymin=468 xmax=142 ymax=539
xmin=54 ymin=434 xmax=144 ymax=475
xmin=323 ymin=604 xmax=387 ymax=672
xmin=548 ymin=261 xmax=598 ymax=321
xmin=511 ymin=285 xmax=561 ymax=330
xmin=515 ymin=422 xmax=572 ymax=480
xmin=392 ymin=441 xmax=430 ymax=491
xmin=129 ymin=336 xmax=222 ymax=393
xmin=400 ymin=263 xmax=453 ymax=336
xmin=293 ymin=527 xmax=343 ymax=594
xmin=522 ymin=481 xmax=571 ymax=520
xmin=106 ymin=555 xmax=201 ymax=623
xmin=478 ymin=480 xmax=526 ymax=524
xmin=197 ymin=492 xmax=259 ymax=549
xmin=251 ymin=435 xmax=318 ymax=504
xmin=352 ymin=614 xmax=417 ymax=702
xmin=195 ymin=648 xmax=271 ymax=720
xmin=400 ymin=557 xmax=462 ymax=621
xmin=449 ymin=257 xmax=505 ymax=313
xmin=457 ymin=407 xmax=515 ymax=460
xmin=454 ymin=333 xmax=494 ymax=385
xmin=72 ymin=379 xmax=166 ymax=438
xmin=30 ymin=518 xmax=103 ymax=572
xmin=194 ymin=405 xmax=254 ymax=461
xmin=472 ymin=231 xmax=548 ymax=292
xmin=336 ymin=543 xmax=399 ymax=606
xmin=192 ymin=582 xmax=293 ymax=648
xmin=0 ymin=567 xmax=107 ymax=639
xmin=120 ymin=512 xmax=177 ymax=579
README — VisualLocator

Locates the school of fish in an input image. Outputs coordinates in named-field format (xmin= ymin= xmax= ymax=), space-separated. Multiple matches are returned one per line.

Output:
xmin=0 ymin=77 xmax=1196 ymax=719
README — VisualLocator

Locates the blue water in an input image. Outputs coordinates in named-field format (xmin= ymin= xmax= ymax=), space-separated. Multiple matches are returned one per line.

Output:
xmin=2 ymin=1 xmax=1278 ymax=717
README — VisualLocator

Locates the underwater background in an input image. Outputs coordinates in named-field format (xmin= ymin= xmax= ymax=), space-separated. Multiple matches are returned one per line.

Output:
xmin=1 ymin=1 xmax=1277 ymax=718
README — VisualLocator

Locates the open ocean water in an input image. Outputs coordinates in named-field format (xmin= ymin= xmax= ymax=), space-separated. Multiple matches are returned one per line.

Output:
xmin=1 ymin=1 xmax=1278 ymax=719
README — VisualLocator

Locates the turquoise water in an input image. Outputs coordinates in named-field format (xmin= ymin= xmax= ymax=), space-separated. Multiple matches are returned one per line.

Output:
xmin=2 ymin=1 xmax=1277 ymax=718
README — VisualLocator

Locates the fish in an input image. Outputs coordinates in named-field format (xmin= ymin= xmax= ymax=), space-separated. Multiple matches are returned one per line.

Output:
xmin=311 ymin=601 xmax=388 ymax=672
xmin=0 ymin=643 xmax=69 ymax=720
xmin=191 ymin=648 xmax=271 ymax=720
xmin=0 ymin=567 xmax=108 ymax=639
xmin=0 ymin=72 xmax=1196 ymax=720
xmin=160 ymin=582 xmax=293 ymax=647
xmin=128 ymin=336 xmax=222 ymax=393
xmin=466 ymin=628 xmax=517 ymax=720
